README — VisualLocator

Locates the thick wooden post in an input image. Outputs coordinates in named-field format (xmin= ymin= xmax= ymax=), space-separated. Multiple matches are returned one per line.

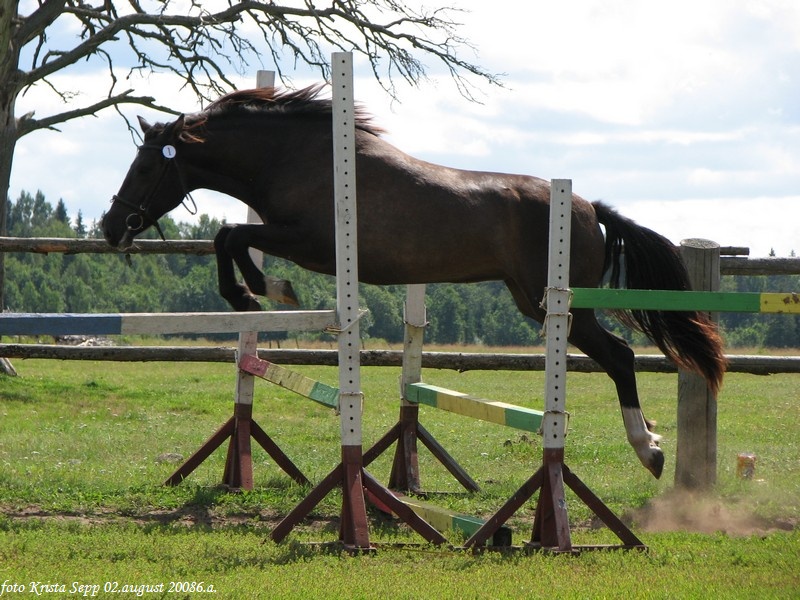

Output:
xmin=676 ymin=238 xmax=720 ymax=489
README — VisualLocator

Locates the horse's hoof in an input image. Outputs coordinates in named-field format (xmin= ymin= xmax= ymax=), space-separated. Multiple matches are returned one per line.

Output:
xmin=231 ymin=294 xmax=262 ymax=312
xmin=646 ymin=448 xmax=665 ymax=479
xmin=245 ymin=296 xmax=262 ymax=311
xmin=265 ymin=277 xmax=299 ymax=306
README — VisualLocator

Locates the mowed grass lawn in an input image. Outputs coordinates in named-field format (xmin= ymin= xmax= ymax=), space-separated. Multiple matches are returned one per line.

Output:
xmin=1 ymin=349 xmax=798 ymax=598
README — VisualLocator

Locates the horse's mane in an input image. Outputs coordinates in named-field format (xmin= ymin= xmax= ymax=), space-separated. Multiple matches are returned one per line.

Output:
xmin=187 ymin=84 xmax=385 ymax=137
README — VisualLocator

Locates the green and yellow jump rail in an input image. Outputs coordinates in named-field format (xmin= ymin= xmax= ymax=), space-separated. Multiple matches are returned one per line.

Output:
xmin=404 ymin=382 xmax=544 ymax=432
xmin=571 ymin=289 xmax=800 ymax=313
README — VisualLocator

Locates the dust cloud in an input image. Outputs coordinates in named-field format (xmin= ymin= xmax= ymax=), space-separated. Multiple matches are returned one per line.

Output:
xmin=630 ymin=488 xmax=794 ymax=536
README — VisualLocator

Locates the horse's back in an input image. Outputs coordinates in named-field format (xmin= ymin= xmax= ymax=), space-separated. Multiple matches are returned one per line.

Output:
xmin=352 ymin=133 xmax=604 ymax=287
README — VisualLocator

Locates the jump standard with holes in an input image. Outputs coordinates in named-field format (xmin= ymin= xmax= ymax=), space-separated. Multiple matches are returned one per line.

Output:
xmin=3 ymin=53 xmax=799 ymax=553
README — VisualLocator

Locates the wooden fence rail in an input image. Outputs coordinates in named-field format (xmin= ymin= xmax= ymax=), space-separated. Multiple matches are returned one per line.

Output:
xmin=2 ymin=235 xmax=799 ymax=380
xmin=2 ymin=344 xmax=798 ymax=375
xmin=2 ymin=237 xmax=800 ymax=275
xmin=0 ymin=237 xmax=212 ymax=255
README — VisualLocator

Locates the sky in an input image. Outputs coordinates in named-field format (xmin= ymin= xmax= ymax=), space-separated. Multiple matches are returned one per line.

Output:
xmin=10 ymin=0 xmax=800 ymax=257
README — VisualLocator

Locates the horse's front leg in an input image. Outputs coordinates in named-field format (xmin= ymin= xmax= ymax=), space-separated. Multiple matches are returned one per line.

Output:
xmin=213 ymin=224 xmax=299 ymax=311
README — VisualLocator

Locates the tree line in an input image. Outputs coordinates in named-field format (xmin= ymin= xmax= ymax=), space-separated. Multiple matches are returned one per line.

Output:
xmin=4 ymin=191 xmax=799 ymax=348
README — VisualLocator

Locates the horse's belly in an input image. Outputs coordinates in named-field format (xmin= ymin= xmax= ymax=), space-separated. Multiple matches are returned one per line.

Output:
xmin=356 ymin=244 xmax=505 ymax=286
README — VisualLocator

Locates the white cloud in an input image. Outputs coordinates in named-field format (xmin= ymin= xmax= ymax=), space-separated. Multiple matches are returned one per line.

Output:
xmin=620 ymin=196 xmax=800 ymax=256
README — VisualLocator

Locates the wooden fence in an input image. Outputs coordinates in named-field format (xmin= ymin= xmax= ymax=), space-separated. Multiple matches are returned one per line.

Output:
xmin=1 ymin=344 xmax=799 ymax=375
xmin=3 ymin=236 xmax=800 ymax=275
xmin=2 ymin=235 xmax=798 ymax=378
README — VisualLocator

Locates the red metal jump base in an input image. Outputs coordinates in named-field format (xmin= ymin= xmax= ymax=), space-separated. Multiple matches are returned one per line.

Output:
xmin=270 ymin=444 xmax=450 ymax=551
xmin=163 ymin=402 xmax=308 ymax=490
xmin=464 ymin=448 xmax=646 ymax=552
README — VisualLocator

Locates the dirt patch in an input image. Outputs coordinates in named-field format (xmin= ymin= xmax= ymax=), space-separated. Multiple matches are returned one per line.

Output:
xmin=5 ymin=495 xmax=796 ymax=539
xmin=0 ymin=504 xmax=334 ymax=531
xmin=627 ymin=489 xmax=796 ymax=536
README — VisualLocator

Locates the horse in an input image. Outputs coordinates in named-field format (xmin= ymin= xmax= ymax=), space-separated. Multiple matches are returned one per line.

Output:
xmin=101 ymin=84 xmax=726 ymax=479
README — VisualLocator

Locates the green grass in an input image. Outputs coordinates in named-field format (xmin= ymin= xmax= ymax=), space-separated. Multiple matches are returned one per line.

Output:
xmin=2 ymin=523 xmax=798 ymax=599
xmin=1 ymin=352 xmax=799 ymax=598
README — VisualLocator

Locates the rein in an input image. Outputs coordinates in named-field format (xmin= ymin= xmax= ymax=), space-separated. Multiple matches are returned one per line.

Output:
xmin=111 ymin=143 xmax=197 ymax=242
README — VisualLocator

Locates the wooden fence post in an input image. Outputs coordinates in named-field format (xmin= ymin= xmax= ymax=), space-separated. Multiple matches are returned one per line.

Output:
xmin=675 ymin=238 xmax=720 ymax=489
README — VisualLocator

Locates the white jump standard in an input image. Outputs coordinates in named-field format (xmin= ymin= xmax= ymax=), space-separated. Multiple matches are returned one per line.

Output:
xmin=267 ymin=54 xmax=448 ymax=551
xmin=463 ymin=181 xmax=645 ymax=552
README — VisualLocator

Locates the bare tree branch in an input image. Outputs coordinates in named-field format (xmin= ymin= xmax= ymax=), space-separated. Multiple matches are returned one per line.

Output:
xmin=6 ymin=0 xmax=502 ymax=160
xmin=15 ymin=0 xmax=68 ymax=49
xmin=20 ymin=1 xmax=500 ymax=100
xmin=15 ymin=89 xmax=173 ymax=137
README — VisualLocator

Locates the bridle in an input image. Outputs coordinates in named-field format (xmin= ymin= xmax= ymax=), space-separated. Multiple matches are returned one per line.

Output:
xmin=111 ymin=142 xmax=197 ymax=241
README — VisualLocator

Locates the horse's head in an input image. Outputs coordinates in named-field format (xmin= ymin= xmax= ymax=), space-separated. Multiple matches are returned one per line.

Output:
xmin=102 ymin=114 xmax=193 ymax=250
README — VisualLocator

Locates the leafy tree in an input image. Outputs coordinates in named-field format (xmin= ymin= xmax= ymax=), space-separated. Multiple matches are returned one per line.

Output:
xmin=54 ymin=199 xmax=68 ymax=224
xmin=169 ymin=263 xmax=230 ymax=314
xmin=181 ymin=214 xmax=226 ymax=241
xmin=73 ymin=210 xmax=87 ymax=237
xmin=359 ymin=284 xmax=403 ymax=343
xmin=427 ymin=284 xmax=468 ymax=344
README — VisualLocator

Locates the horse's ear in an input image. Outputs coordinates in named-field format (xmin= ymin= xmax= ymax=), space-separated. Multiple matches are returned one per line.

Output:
xmin=137 ymin=116 xmax=152 ymax=134
xmin=164 ymin=114 xmax=186 ymax=140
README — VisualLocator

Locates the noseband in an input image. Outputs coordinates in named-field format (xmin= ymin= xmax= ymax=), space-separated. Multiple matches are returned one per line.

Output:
xmin=111 ymin=143 xmax=197 ymax=241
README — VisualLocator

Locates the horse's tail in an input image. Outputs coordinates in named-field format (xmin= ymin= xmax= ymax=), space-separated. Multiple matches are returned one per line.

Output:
xmin=592 ymin=201 xmax=727 ymax=393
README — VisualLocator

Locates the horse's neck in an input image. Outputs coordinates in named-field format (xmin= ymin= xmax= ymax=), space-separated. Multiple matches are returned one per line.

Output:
xmin=187 ymin=117 xmax=331 ymax=204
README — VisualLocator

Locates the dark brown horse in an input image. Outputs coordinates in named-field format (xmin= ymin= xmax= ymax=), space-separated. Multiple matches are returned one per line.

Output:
xmin=101 ymin=84 xmax=726 ymax=478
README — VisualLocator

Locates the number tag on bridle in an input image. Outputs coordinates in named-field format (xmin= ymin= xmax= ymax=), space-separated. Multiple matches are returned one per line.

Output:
xmin=162 ymin=145 xmax=177 ymax=159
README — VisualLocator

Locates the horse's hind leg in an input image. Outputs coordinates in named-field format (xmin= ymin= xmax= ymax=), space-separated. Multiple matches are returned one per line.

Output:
xmin=505 ymin=280 xmax=664 ymax=478
xmin=568 ymin=309 xmax=664 ymax=478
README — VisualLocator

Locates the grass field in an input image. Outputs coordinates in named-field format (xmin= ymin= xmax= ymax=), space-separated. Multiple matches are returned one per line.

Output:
xmin=1 ymin=345 xmax=799 ymax=598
